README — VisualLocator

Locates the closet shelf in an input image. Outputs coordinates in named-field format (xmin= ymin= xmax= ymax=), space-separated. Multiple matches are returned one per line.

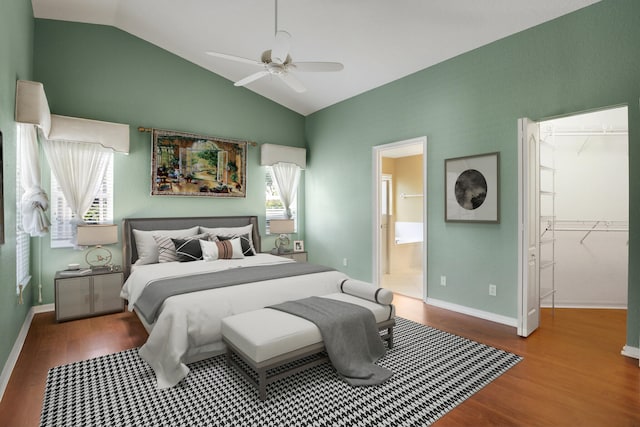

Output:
xmin=548 ymin=220 xmax=629 ymax=243
xmin=540 ymin=260 xmax=555 ymax=270
xmin=540 ymin=288 xmax=556 ymax=300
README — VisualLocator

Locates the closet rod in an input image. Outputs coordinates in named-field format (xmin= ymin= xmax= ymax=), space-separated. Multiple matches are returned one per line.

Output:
xmin=545 ymin=130 xmax=628 ymax=137
xmin=552 ymin=227 xmax=628 ymax=232
xmin=552 ymin=219 xmax=628 ymax=224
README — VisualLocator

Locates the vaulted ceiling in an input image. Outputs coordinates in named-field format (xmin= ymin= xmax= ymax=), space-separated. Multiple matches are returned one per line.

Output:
xmin=32 ymin=0 xmax=600 ymax=116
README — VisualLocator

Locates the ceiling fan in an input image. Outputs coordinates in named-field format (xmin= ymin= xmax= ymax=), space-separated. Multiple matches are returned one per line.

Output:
xmin=206 ymin=0 xmax=343 ymax=93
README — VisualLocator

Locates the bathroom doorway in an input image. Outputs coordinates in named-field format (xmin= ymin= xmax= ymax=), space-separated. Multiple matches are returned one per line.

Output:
xmin=373 ymin=137 xmax=427 ymax=299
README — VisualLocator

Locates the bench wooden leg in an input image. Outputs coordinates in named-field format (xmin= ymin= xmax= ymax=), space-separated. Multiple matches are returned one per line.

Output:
xmin=387 ymin=326 xmax=394 ymax=349
xmin=258 ymin=369 xmax=267 ymax=401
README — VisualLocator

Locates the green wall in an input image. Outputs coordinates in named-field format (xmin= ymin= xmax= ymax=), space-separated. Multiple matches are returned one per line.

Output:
xmin=305 ymin=0 xmax=640 ymax=346
xmin=0 ymin=0 xmax=34 ymax=378
xmin=3 ymin=0 xmax=639 ymax=378
xmin=32 ymin=20 xmax=306 ymax=305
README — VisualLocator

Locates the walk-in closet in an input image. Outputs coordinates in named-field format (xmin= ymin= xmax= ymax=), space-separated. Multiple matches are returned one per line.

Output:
xmin=538 ymin=106 xmax=628 ymax=309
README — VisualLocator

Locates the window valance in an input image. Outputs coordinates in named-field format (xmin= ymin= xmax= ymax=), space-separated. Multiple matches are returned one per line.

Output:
xmin=260 ymin=143 xmax=306 ymax=169
xmin=15 ymin=80 xmax=130 ymax=154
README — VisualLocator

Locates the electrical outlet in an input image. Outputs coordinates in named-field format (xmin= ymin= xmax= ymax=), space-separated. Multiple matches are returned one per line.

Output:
xmin=440 ymin=275 xmax=447 ymax=286
xmin=343 ymin=258 xmax=348 ymax=267
xmin=489 ymin=284 xmax=497 ymax=296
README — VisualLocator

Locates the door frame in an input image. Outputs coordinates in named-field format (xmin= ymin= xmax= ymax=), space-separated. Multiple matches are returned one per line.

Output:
xmin=372 ymin=136 xmax=428 ymax=299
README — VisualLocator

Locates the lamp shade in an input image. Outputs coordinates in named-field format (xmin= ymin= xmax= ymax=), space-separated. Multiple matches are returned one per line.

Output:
xmin=269 ymin=219 xmax=294 ymax=234
xmin=76 ymin=224 xmax=118 ymax=246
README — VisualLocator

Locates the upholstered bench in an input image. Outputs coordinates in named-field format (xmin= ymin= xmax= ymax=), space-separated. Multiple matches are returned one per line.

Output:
xmin=221 ymin=288 xmax=395 ymax=401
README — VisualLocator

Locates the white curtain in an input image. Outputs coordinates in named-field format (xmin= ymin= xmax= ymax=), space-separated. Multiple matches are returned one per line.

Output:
xmin=42 ymin=139 xmax=111 ymax=245
xmin=19 ymin=124 xmax=51 ymax=237
xmin=270 ymin=162 xmax=301 ymax=219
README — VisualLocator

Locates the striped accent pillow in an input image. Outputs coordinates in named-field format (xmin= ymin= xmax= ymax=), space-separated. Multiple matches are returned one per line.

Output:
xmin=200 ymin=238 xmax=245 ymax=261
xmin=216 ymin=233 xmax=255 ymax=256
xmin=215 ymin=240 xmax=234 ymax=259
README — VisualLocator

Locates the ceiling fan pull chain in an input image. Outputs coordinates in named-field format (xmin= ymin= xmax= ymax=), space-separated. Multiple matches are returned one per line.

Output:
xmin=275 ymin=0 xmax=279 ymax=35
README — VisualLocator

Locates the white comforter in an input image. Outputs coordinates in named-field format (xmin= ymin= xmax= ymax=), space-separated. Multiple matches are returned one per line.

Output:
xmin=121 ymin=254 xmax=348 ymax=388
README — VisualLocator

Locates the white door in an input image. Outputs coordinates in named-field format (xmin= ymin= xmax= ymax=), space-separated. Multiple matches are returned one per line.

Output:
xmin=517 ymin=118 xmax=540 ymax=337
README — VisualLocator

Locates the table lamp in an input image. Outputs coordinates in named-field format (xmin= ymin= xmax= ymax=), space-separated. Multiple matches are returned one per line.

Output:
xmin=76 ymin=224 xmax=118 ymax=270
xmin=269 ymin=219 xmax=294 ymax=254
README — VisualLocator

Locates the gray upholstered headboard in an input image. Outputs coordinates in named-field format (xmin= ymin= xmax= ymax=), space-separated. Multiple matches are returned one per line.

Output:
xmin=122 ymin=216 xmax=260 ymax=278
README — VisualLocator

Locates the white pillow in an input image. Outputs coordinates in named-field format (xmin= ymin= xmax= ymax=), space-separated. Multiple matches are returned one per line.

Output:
xmin=199 ymin=224 xmax=257 ymax=255
xmin=132 ymin=226 xmax=199 ymax=265
xmin=200 ymin=238 xmax=244 ymax=261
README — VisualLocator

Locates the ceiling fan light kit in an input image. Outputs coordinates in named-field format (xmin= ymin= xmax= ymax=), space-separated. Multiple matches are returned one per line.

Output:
xmin=205 ymin=0 xmax=343 ymax=93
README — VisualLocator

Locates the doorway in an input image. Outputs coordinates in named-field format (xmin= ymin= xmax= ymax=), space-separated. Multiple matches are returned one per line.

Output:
xmin=372 ymin=137 xmax=427 ymax=299
xmin=518 ymin=106 xmax=629 ymax=336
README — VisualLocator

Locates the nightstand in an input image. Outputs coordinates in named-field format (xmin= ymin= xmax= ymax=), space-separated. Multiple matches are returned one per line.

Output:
xmin=54 ymin=269 xmax=124 ymax=322
xmin=279 ymin=251 xmax=308 ymax=262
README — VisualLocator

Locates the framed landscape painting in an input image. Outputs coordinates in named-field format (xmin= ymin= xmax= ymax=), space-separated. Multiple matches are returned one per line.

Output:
xmin=445 ymin=152 xmax=500 ymax=223
xmin=151 ymin=129 xmax=248 ymax=198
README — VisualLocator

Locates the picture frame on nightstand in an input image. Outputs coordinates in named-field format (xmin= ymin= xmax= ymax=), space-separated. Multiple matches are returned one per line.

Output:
xmin=293 ymin=240 xmax=304 ymax=252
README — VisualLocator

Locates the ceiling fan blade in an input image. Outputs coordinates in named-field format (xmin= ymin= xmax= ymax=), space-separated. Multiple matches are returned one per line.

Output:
xmin=271 ymin=31 xmax=291 ymax=64
xmin=206 ymin=51 xmax=262 ymax=67
xmin=234 ymin=70 xmax=270 ymax=87
xmin=279 ymin=72 xmax=306 ymax=93
xmin=292 ymin=61 xmax=344 ymax=72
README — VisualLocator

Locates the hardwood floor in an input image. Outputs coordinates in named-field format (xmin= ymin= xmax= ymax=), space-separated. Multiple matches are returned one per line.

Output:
xmin=1 ymin=296 xmax=639 ymax=426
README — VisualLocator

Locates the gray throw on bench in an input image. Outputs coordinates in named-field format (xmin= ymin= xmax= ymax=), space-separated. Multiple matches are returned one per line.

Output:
xmin=269 ymin=296 xmax=392 ymax=386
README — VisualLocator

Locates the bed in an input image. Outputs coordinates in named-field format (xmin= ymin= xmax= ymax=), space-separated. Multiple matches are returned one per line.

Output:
xmin=120 ymin=216 xmax=350 ymax=388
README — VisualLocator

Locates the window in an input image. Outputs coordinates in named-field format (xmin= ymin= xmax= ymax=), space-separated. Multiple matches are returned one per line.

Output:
xmin=16 ymin=125 xmax=30 ymax=293
xmin=50 ymin=152 xmax=114 ymax=248
xmin=265 ymin=167 xmax=297 ymax=233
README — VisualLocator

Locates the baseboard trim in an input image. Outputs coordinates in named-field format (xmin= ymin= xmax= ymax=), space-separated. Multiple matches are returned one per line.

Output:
xmin=0 ymin=304 xmax=54 ymax=402
xmin=425 ymin=297 xmax=518 ymax=328
xmin=541 ymin=303 xmax=627 ymax=309
xmin=0 ymin=308 xmax=34 ymax=402
xmin=621 ymin=345 xmax=640 ymax=361
xmin=33 ymin=303 xmax=54 ymax=313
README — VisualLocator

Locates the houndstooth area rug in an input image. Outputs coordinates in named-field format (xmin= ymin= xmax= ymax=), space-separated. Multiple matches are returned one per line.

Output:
xmin=40 ymin=317 xmax=521 ymax=427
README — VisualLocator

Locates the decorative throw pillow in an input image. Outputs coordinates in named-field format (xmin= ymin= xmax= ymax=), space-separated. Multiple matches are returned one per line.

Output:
xmin=154 ymin=233 xmax=208 ymax=263
xmin=172 ymin=238 xmax=205 ymax=262
xmin=133 ymin=226 xmax=199 ymax=265
xmin=217 ymin=233 xmax=255 ymax=256
xmin=199 ymin=224 xmax=256 ymax=255
xmin=200 ymin=238 xmax=244 ymax=261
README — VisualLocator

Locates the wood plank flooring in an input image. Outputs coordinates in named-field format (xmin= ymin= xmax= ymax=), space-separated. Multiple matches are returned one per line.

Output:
xmin=1 ymin=295 xmax=638 ymax=426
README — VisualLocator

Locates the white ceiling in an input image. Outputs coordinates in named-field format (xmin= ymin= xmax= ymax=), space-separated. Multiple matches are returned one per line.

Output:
xmin=32 ymin=0 xmax=600 ymax=116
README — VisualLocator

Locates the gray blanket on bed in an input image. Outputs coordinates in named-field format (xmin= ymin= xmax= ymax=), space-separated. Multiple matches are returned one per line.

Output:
xmin=269 ymin=296 xmax=392 ymax=386
xmin=134 ymin=263 xmax=334 ymax=324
